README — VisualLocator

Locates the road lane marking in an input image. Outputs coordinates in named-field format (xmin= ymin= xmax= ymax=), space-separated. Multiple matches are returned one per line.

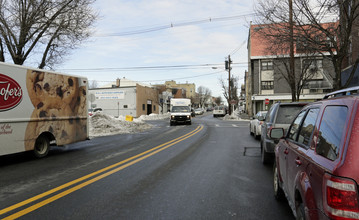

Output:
xmin=0 ymin=125 xmax=203 ymax=219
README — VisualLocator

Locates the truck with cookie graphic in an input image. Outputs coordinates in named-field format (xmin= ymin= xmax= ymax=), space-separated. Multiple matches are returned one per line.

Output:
xmin=0 ymin=62 xmax=89 ymax=158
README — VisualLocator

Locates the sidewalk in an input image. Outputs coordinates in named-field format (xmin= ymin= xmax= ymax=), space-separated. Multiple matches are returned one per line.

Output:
xmin=237 ymin=112 xmax=251 ymax=120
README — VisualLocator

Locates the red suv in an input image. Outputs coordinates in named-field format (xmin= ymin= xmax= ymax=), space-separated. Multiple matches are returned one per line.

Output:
xmin=271 ymin=88 xmax=359 ymax=220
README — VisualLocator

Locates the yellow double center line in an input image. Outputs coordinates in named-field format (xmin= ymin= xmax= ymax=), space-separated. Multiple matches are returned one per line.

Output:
xmin=1 ymin=125 xmax=203 ymax=220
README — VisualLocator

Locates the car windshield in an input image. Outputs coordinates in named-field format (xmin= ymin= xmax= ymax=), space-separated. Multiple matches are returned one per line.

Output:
xmin=276 ymin=106 xmax=304 ymax=124
xmin=172 ymin=106 xmax=190 ymax=112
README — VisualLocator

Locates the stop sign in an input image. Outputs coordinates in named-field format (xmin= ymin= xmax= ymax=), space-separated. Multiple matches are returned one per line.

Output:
xmin=265 ymin=98 xmax=270 ymax=105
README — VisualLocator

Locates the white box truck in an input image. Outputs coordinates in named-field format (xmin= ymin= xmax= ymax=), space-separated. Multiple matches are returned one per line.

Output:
xmin=0 ymin=62 xmax=88 ymax=158
xmin=170 ymin=98 xmax=192 ymax=126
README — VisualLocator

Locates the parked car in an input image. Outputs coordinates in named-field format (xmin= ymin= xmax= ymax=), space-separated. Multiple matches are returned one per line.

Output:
xmin=213 ymin=106 xmax=226 ymax=117
xmin=271 ymin=89 xmax=359 ymax=220
xmin=194 ymin=108 xmax=204 ymax=115
xmin=260 ymin=102 xmax=308 ymax=164
xmin=88 ymin=107 xmax=102 ymax=116
xmin=249 ymin=111 xmax=267 ymax=139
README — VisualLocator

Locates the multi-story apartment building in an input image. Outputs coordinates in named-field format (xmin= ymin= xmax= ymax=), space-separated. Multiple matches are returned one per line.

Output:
xmin=246 ymin=23 xmax=336 ymax=116
xmin=341 ymin=0 xmax=359 ymax=87
xmin=164 ymin=80 xmax=196 ymax=98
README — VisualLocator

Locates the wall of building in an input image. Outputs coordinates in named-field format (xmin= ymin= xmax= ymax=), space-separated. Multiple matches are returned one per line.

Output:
xmin=164 ymin=80 xmax=196 ymax=98
xmin=89 ymin=87 xmax=137 ymax=117
xmin=136 ymin=84 xmax=159 ymax=117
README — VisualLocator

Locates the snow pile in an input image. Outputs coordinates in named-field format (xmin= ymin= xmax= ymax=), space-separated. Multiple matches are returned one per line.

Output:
xmin=89 ymin=112 xmax=153 ymax=137
xmin=138 ymin=113 xmax=170 ymax=121
xmin=223 ymin=109 xmax=250 ymax=121
xmin=223 ymin=114 xmax=240 ymax=120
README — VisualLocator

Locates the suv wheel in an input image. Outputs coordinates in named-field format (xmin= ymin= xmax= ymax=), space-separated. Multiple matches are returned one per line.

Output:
xmin=254 ymin=127 xmax=260 ymax=140
xmin=261 ymin=143 xmax=273 ymax=164
xmin=273 ymin=163 xmax=284 ymax=200
xmin=296 ymin=203 xmax=305 ymax=220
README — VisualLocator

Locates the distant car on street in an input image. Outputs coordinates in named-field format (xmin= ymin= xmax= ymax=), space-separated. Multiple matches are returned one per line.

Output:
xmin=249 ymin=111 xmax=267 ymax=139
xmin=213 ymin=106 xmax=226 ymax=117
xmin=194 ymin=108 xmax=204 ymax=115
xmin=88 ymin=107 xmax=102 ymax=116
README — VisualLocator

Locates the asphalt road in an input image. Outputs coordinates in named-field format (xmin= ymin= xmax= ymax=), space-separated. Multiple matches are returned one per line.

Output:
xmin=0 ymin=113 xmax=294 ymax=220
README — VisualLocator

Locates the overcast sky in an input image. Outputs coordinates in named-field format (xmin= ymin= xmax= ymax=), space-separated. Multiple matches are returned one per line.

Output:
xmin=56 ymin=0 xmax=258 ymax=98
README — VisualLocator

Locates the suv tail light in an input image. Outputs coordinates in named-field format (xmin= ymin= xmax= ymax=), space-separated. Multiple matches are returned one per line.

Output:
xmin=323 ymin=173 xmax=359 ymax=219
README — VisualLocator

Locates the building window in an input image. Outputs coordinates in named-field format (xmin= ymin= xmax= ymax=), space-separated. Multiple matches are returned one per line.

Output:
xmin=261 ymin=81 xmax=274 ymax=90
xmin=124 ymin=105 xmax=128 ymax=108
xmin=303 ymin=59 xmax=323 ymax=70
xmin=154 ymin=105 xmax=156 ymax=111
xmin=142 ymin=104 xmax=145 ymax=111
xmin=261 ymin=61 xmax=273 ymax=71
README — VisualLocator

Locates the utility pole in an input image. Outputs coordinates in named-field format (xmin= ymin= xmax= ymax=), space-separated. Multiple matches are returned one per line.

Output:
xmin=225 ymin=55 xmax=232 ymax=115
xmin=289 ymin=0 xmax=296 ymax=101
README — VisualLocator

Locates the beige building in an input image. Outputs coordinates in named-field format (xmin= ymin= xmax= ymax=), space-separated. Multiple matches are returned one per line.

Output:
xmin=164 ymin=80 xmax=196 ymax=98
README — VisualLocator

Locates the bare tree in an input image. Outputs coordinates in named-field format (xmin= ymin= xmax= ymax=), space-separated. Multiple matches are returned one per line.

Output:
xmin=88 ymin=80 xmax=99 ymax=89
xmin=0 ymin=0 xmax=97 ymax=69
xmin=214 ymin=96 xmax=222 ymax=106
xmin=196 ymin=86 xmax=212 ymax=108
xmin=255 ymin=0 xmax=359 ymax=91
xmin=219 ymin=76 xmax=239 ymax=108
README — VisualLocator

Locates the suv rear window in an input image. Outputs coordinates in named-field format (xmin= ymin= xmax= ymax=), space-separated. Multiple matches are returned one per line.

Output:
xmin=276 ymin=105 xmax=304 ymax=124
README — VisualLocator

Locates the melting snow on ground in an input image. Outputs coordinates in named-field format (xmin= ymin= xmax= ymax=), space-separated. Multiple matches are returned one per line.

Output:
xmin=89 ymin=112 xmax=170 ymax=137
xmin=89 ymin=110 xmax=248 ymax=138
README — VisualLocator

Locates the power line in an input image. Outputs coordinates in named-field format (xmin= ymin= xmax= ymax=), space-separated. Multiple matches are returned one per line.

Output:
xmin=58 ymin=62 xmax=248 ymax=72
xmin=88 ymin=70 xmax=226 ymax=83
xmin=95 ymin=13 xmax=256 ymax=37
xmin=230 ymin=40 xmax=247 ymax=56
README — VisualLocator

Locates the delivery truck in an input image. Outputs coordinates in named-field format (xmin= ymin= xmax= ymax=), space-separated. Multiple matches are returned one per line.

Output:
xmin=170 ymin=98 xmax=192 ymax=126
xmin=0 ymin=62 xmax=88 ymax=158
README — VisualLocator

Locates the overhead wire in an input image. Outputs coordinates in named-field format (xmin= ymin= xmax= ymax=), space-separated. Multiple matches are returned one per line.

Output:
xmin=58 ymin=62 xmax=248 ymax=72
xmin=95 ymin=13 xmax=256 ymax=37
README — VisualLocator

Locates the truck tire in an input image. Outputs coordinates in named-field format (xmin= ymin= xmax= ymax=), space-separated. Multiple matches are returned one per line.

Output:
xmin=34 ymin=135 xmax=50 ymax=158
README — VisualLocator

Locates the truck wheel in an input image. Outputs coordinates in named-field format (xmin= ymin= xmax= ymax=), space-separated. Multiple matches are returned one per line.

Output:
xmin=34 ymin=136 xmax=50 ymax=158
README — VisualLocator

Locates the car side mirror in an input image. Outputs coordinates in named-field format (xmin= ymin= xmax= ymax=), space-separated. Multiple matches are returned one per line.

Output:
xmin=269 ymin=128 xmax=284 ymax=139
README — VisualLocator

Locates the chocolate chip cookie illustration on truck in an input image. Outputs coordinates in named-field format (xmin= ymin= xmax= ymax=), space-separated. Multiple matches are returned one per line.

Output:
xmin=0 ymin=62 xmax=88 ymax=158
xmin=25 ymin=70 xmax=88 ymax=157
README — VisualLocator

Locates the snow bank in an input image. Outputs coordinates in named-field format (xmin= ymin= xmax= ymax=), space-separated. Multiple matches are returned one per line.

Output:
xmin=89 ymin=112 xmax=153 ymax=137
xmin=138 ymin=113 xmax=170 ymax=121
xmin=222 ymin=110 xmax=250 ymax=121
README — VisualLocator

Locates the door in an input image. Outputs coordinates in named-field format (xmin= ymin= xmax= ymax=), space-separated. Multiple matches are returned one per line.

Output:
xmin=283 ymin=110 xmax=307 ymax=201
xmin=147 ymin=100 xmax=152 ymax=115
xmin=286 ymin=108 xmax=319 ymax=204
